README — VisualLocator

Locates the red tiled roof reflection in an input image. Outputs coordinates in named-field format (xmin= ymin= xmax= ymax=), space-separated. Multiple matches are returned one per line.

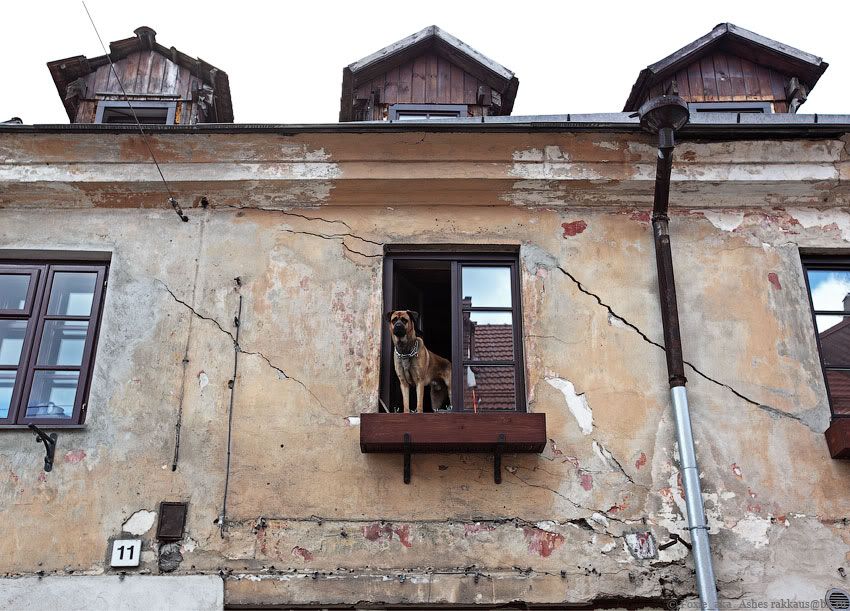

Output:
xmin=465 ymin=323 xmax=515 ymax=410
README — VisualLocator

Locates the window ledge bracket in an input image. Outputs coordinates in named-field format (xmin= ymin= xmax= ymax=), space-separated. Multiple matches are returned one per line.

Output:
xmin=360 ymin=412 xmax=546 ymax=484
xmin=825 ymin=418 xmax=850 ymax=459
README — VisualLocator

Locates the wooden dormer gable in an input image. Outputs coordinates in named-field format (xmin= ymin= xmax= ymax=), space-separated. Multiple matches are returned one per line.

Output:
xmin=339 ymin=26 xmax=519 ymax=122
xmin=624 ymin=23 xmax=828 ymax=114
xmin=47 ymin=26 xmax=233 ymax=124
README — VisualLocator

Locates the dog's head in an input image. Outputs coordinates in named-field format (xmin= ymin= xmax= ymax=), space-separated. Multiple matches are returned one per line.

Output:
xmin=386 ymin=310 xmax=419 ymax=339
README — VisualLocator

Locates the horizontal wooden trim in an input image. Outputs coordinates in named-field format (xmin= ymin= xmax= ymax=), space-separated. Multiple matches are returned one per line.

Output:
xmin=825 ymin=418 xmax=850 ymax=459
xmin=360 ymin=412 xmax=546 ymax=453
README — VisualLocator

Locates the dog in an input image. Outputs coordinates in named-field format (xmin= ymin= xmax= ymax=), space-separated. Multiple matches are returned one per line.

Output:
xmin=386 ymin=310 xmax=452 ymax=413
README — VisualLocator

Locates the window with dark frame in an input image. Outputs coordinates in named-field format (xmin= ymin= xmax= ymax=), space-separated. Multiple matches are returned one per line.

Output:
xmin=381 ymin=248 xmax=525 ymax=413
xmin=0 ymin=262 xmax=108 ymax=426
xmin=802 ymin=256 xmax=850 ymax=420
xmin=389 ymin=104 xmax=468 ymax=121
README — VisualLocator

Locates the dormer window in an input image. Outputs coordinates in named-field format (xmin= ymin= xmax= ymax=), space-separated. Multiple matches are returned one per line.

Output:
xmin=95 ymin=100 xmax=177 ymax=125
xmin=389 ymin=104 xmax=467 ymax=121
xmin=688 ymin=101 xmax=772 ymax=114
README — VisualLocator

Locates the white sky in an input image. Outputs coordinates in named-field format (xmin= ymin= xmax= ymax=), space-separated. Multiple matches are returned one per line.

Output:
xmin=1 ymin=1 xmax=847 ymax=124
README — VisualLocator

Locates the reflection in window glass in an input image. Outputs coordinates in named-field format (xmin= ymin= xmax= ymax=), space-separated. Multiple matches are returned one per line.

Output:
xmin=37 ymin=320 xmax=89 ymax=366
xmin=0 ymin=371 xmax=15 ymax=418
xmin=464 ymin=366 xmax=516 ymax=411
xmin=461 ymin=267 xmax=512 ymax=308
xmin=807 ymin=270 xmax=850 ymax=316
xmin=463 ymin=311 xmax=513 ymax=361
xmin=26 ymin=370 xmax=79 ymax=419
xmin=825 ymin=370 xmax=850 ymax=415
xmin=0 ymin=274 xmax=30 ymax=310
xmin=48 ymin=273 xmax=97 ymax=316
xmin=0 ymin=320 xmax=27 ymax=365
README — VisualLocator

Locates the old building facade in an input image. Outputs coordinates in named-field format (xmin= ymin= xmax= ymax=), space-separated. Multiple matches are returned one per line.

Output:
xmin=1 ymin=23 xmax=849 ymax=610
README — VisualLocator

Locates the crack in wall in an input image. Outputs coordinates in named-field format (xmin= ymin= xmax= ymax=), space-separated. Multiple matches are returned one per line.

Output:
xmin=157 ymin=280 xmax=330 ymax=412
xmin=554 ymin=265 xmax=813 ymax=430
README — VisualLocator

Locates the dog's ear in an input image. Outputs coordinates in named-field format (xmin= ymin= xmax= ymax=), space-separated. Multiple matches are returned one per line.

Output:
xmin=406 ymin=310 xmax=420 ymax=326
xmin=385 ymin=311 xmax=395 ymax=322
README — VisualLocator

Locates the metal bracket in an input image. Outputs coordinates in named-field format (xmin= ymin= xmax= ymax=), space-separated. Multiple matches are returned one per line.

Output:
xmin=403 ymin=433 xmax=412 ymax=484
xmin=28 ymin=424 xmax=57 ymax=473
xmin=494 ymin=433 xmax=505 ymax=484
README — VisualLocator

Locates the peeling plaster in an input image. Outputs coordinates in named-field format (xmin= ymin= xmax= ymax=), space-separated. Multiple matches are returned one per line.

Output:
xmin=731 ymin=515 xmax=772 ymax=548
xmin=545 ymin=377 xmax=593 ymax=434
xmin=702 ymin=210 xmax=745 ymax=232
xmin=123 ymin=510 xmax=156 ymax=536
xmin=787 ymin=207 xmax=850 ymax=241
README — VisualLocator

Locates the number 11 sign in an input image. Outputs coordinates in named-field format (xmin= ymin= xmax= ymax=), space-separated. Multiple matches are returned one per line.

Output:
xmin=110 ymin=539 xmax=142 ymax=567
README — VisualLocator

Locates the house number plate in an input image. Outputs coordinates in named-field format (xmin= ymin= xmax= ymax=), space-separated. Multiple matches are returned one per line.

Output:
xmin=110 ymin=539 xmax=142 ymax=567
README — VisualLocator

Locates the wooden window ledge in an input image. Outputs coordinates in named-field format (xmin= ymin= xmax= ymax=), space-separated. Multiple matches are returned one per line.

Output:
xmin=359 ymin=412 xmax=546 ymax=454
xmin=825 ymin=418 xmax=850 ymax=459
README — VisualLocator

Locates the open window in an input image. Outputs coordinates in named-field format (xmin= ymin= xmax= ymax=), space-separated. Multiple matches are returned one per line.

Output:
xmin=801 ymin=256 xmax=850 ymax=458
xmin=379 ymin=247 xmax=525 ymax=413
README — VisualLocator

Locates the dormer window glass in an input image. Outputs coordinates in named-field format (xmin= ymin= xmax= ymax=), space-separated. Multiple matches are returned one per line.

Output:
xmin=389 ymin=104 xmax=467 ymax=121
xmin=688 ymin=102 xmax=772 ymax=114
xmin=95 ymin=100 xmax=177 ymax=125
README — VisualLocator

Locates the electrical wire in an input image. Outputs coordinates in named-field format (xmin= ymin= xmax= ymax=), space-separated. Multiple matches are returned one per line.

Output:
xmin=81 ymin=2 xmax=188 ymax=222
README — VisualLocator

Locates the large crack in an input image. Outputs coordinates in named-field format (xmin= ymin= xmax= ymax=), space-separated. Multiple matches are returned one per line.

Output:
xmin=158 ymin=280 xmax=329 ymax=412
xmin=222 ymin=206 xmax=384 ymax=256
xmin=553 ymin=265 xmax=812 ymax=429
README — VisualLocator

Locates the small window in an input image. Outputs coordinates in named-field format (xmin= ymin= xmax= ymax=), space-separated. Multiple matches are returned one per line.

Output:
xmin=802 ymin=257 xmax=850 ymax=420
xmin=95 ymin=100 xmax=177 ymax=125
xmin=389 ymin=104 xmax=468 ymax=121
xmin=0 ymin=262 xmax=108 ymax=426
xmin=688 ymin=101 xmax=772 ymax=114
xmin=381 ymin=247 xmax=525 ymax=413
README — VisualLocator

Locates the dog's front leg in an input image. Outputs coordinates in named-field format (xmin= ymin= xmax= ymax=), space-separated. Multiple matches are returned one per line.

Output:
xmin=415 ymin=383 xmax=425 ymax=413
xmin=399 ymin=381 xmax=411 ymax=413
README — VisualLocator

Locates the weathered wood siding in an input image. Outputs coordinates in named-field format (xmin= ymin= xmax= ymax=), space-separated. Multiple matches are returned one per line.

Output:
xmin=646 ymin=51 xmax=791 ymax=112
xmin=74 ymin=50 xmax=203 ymax=123
xmin=353 ymin=52 xmax=492 ymax=120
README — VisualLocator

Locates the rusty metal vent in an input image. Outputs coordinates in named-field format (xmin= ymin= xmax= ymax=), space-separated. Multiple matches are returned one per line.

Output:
xmin=827 ymin=588 xmax=850 ymax=611
xmin=156 ymin=501 xmax=188 ymax=541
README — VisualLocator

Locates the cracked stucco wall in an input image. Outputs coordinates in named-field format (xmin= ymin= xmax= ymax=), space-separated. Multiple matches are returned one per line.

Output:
xmin=0 ymin=131 xmax=849 ymax=608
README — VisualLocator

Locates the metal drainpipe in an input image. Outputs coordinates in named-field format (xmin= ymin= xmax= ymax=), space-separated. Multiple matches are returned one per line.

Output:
xmin=647 ymin=113 xmax=719 ymax=609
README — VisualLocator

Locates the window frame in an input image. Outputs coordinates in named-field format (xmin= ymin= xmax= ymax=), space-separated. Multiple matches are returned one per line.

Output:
xmin=688 ymin=101 xmax=772 ymax=114
xmin=0 ymin=261 xmax=108 ymax=428
xmin=388 ymin=104 xmax=468 ymax=121
xmin=95 ymin=100 xmax=177 ymax=125
xmin=801 ymin=255 xmax=850 ymax=421
xmin=381 ymin=246 xmax=526 ymax=413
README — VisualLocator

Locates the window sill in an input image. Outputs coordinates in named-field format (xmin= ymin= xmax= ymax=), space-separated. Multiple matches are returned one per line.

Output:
xmin=825 ymin=418 xmax=850 ymax=459
xmin=359 ymin=412 xmax=546 ymax=453
xmin=0 ymin=424 xmax=87 ymax=430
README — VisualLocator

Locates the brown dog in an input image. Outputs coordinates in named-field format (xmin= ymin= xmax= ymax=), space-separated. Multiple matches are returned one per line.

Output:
xmin=386 ymin=310 xmax=452 ymax=413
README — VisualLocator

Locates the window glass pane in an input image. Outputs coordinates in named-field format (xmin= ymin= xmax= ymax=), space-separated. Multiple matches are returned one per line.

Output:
xmin=37 ymin=320 xmax=89 ymax=366
xmin=0 ymin=371 xmax=15 ymax=419
xmin=396 ymin=113 xmax=430 ymax=120
xmin=462 ymin=266 xmax=512 ymax=308
xmin=464 ymin=366 xmax=516 ymax=411
xmin=26 ymin=370 xmax=79 ymax=419
xmin=47 ymin=272 xmax=97 ymax=316
xmin=463 ymin=311 xmax=513 ymax=361
xmin=0 ymin=274 xmax=30 ymax=310
xmin=826 ymin=370 xmax=850 ymax=415
xmin=807 ymin=270 xmax=850 ymax=312
xmin=0 ymin=320 xmax=27 ymax=365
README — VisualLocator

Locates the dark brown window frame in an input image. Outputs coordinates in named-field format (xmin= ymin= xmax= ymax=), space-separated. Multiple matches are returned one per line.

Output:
xmin=0 ymin=260 xmax=108 ymax=428
xmin=380 ymin=245 xmax=527 ymax=413
xmin=801 ymin=255 xmax=850 ymax=421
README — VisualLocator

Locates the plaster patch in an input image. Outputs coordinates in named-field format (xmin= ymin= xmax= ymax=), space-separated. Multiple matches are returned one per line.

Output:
xmin=607 ymin=312 xmax=629 ymax=329
xmin=787 ymin=207 xmax=850 ymax=241
xmin=731 ymin=515 xmax=771 ymax=548
xmin=198 ymin=371 xmax=209 ymax=389
xmin=535 ymin=521 xmax=559 ymax=532
xmin=702 ymin=210 xmax=744 ymax=232
xmin=344 ymin=416 xmax=360 ymax=426
xmin=123 ymin=510 xmax=156 ymax=536
xmin=545 ymin=377 xmax=593 ymax=434
xmin=624 ymin=532 xmax=657 ymax=560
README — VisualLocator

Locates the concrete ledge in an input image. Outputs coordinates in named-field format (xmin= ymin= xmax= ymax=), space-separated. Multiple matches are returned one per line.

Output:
xmin=0 ymin=575 xmax=223 ymax=611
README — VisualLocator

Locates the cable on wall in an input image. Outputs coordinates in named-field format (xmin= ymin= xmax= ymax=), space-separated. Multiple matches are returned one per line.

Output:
xmin=81 ymin=2 xmax=189 ymax=222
